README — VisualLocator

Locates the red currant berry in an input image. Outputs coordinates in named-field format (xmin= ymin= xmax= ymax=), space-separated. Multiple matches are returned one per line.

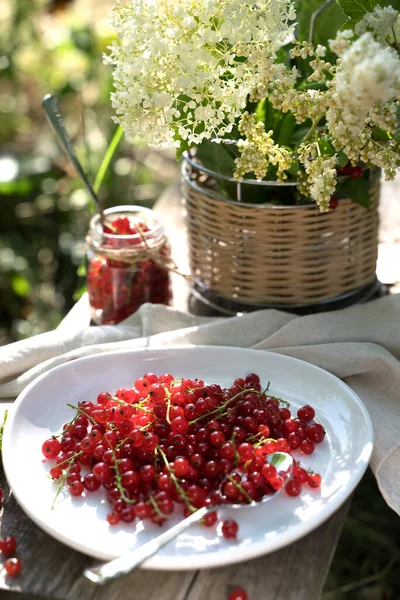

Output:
xmin=107 ymin=511 xmax=120 ymax=525
xmin=93 ymin=462 xmax=113 ymax=483
xmin=307 ymin=423 xmax=325 ymax=444
xmin=308 ymin=473 xmax=322 ymax=488
xmin=69 ymin=480 xmax=84 ymax=496
xmin=209 ymin=430 xmax=225 ymax=447
xmin=42 ymin=438 xmax=61 ymax=459
xmin=83 ymin=473 xmax=101 ymax=492
xmin=0 ymin=536 xmax=17 ymax=554
xmin=350 ymin=166 xmax=363 ymax=178
xmin=173 ymin=457 xmax=190 ymax=477
xmin=295 ymin=466 xmax=308 ymax=485
xmin=203 ymin=511 xmax=218 ymax=527
xmin=287 ymin=432 xmax=301 ymax=449
xmin=297 ymin=405 xmax=315 ymax=422
xmin=285 ymin=478 xmax=301 ymax=497
xmin=228 ymin=587 xmax=248 ymax=600
xmin=221 ymin=519 xmax=239 ymax=539
xmin=4 ymin=557 xmax=21 ymax=577
xmin=329 ymin=197 xmax=339 ymax=210
xmin=171 ymin=416 xmax=189 ymax=435
xmin=300 ymin=439 xmax=315 ymax=455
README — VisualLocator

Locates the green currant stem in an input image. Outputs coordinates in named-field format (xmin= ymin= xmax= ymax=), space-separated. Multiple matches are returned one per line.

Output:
xmin=227 ymin=474 xmax=253 ymax=505
xmin=263 ymin=381 xmax=271 ymax=395
xmin=52 ymin=413 xmax=79 ymax=439
xmin=148 ymin=495 xmax=168 ymax=520
xmin=254 ymin=437 xmax=276 ymax=449
xmin=51 ymin=452 xmax=82 ymax=510
xmin=231 ymin=432 xmax=239 ymax=468
xmin=190 ymin=388 xmax=257 ymax=425
xmin=165 ymin=390 xmax=172 ymax=425
xmin=55 ymin=450 xmax=83 ymax=469
xmin=110 ymin=447 xmax=136 ymax=505
xmin=157 ymin=446 xmax=195 ymax=512
xmin=66 ymin=403 xmax=96 ymax=425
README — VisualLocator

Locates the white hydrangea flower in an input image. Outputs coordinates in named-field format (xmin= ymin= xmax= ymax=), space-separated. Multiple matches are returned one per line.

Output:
xmin=299 ymin=144 xmax=337 ymax=212
xmin=355 ymin=5 xmax=399 ymax=41
xmin=233 ymin=113 xmax=292 ymax=182
xmin=106 ymin=0 xmax=295 ymax=148
xmin=327 ymin=33 xmax=400 ymax=164
xmin=329 ymin=29 xmax=354 ymax=57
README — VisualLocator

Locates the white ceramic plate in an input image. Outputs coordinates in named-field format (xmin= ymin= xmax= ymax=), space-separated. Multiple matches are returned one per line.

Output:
xmin=3 ymin=346 xmax=373 ymax=570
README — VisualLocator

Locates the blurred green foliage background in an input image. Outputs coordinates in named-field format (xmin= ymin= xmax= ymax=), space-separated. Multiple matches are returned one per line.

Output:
xmin=0 ymin=0 xmax=178 ymax=343
xmin=0 ymin=2 xmax=399 ymax=599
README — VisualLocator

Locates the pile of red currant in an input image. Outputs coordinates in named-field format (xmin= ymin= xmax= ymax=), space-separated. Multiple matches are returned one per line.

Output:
xmin=42 ymin=372 xmax=324 ymax=538
xmin=87 ymin=216 xmax=171 ymax=325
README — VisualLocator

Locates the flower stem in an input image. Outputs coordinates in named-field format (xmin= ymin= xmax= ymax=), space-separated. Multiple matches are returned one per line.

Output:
xmin=93 ymin=125 xmax=124 ymax=195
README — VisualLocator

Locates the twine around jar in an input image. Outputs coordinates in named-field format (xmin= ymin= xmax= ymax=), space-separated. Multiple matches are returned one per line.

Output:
xmin=86 ymin=224 xmax=191 ymax=281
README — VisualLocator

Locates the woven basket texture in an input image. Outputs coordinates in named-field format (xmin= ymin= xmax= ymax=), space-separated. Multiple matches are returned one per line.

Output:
xmin=182 ymin=164 xmax=379 ymax=306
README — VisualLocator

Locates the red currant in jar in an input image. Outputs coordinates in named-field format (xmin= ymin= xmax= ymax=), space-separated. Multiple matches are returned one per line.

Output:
xmin=87 ymin=207 xmax=171 ymax=325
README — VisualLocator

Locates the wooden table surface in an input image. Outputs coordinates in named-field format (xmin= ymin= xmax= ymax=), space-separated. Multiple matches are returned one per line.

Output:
xmin=0 ymin=186 xmax=376 ymax=600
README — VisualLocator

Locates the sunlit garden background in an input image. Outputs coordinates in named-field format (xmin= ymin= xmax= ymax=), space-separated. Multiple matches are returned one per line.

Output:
xmin=0 ymin=1 xmax=399 ymax=598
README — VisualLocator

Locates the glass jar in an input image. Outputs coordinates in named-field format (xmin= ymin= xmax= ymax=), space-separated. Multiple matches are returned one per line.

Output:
xmin=86 ymin=205 xmax=172 ymax=324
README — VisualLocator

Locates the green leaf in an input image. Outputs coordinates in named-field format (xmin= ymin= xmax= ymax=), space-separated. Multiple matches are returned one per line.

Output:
xmin=276 ymin=113 xmax=297 ymax=147
xmin=336 ymin=176 xmax=370 ymax=208
xmin=394 ymin=104 xmax=400 ymax=143
xmin=195 ymin=141 xmax=237 ymax=177
xmin=255 ymin=99 xmax=267 ymax=124
xmin=11 ymin=275 xmax=31 ymax=297
xmin=295 ymin=0 xmax=347 ymax=45
xmin=337 ymin=150 xmax=349 ymax=167
xmin=318 ymin=139 xmax=336 ymax=156
xmin=338 ymin=0 xmax=391 ymax=29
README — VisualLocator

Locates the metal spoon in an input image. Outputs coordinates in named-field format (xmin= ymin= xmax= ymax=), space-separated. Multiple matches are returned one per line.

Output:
xmin=84 ymin=451 xmax=293 ymax=585
xmin=42 ymin=94 xmax=104 ymax=223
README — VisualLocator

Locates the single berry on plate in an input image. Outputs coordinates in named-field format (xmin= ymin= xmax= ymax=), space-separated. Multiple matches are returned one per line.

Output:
xmin=221 ymin=519 xmax=239 ymax=539
xmin=308 ymin=473 xmax=322 ymax=488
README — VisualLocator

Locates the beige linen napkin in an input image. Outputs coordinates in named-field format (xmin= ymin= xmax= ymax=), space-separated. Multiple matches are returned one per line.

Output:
xmin=1 ymin=293 xmax=399 ymax=515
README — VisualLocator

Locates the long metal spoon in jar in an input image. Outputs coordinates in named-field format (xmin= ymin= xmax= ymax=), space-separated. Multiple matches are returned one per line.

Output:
xmin=42 ymin=94 xmax=104 ymax=225
xmin=84 ymin=451 xmax=293 ymax=585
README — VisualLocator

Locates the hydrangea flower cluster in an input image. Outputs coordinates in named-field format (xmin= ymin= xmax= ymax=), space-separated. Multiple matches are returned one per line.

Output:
xmin=107 ymin=0 xmax=295 ymax=148
xmin=326 ymin=32 xmax=400 ymax=179
xmin=107 ymin=1 xmax=400 ymax=212
xmin=234 ymin=113 xmax=292 ymax=183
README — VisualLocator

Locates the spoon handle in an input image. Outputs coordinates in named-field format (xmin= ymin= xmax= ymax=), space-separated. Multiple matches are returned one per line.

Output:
xmin=84 ymin=504 xmax=213 ymax=584
xmin=42 ymin=94 xmax=103 ymax=218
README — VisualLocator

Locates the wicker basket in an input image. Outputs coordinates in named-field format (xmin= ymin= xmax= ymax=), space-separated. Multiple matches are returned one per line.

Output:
xmin=182 ymin=155 xmax=380 ymax=310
